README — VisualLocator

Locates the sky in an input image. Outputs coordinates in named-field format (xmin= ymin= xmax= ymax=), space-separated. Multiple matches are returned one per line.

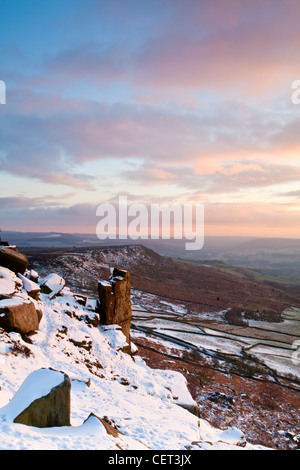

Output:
xmin=0 ymin=0 xmax=300 ymax=238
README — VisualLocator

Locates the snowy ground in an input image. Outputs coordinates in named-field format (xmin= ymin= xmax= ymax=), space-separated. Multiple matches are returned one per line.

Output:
xmin=131 ymin=294 xmax=300 ymax=381
xmin=0 ymin=266 xmax=271 ymax=450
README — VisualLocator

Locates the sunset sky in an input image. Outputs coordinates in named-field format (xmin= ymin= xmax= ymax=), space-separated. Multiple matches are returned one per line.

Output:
xmin=0 ymin=0 xmax=300 ymax=238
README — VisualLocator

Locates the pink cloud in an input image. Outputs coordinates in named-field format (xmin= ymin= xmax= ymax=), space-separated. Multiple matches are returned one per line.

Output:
xmin=204 ymin=199 xmax=300 ymax=237
xmin=134 ymin=0 xmax=300 ymax=95
xmin=122 ymin=160 xmax=300 ymax=194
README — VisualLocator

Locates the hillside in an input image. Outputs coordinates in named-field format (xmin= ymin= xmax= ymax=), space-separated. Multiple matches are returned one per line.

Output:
xmin=4 ymin=231 xmax=300 ymax=284
xmin=21 ymin=244 xmax=300 ymax=450
xmin=0 ymin=258 xmax=270 ymax=451
xmin=24 ymin=244 xmax=300 ymax=322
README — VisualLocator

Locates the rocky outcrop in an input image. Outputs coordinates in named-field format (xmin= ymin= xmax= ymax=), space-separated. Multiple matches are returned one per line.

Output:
xmin=98 ymin=268 xmax=132 ymax=351
xmin=11 ymin=368 xmax=71 ymax=428
xmin=0 ymin=296 xmax=43 ymax=334
xmin=0 ymin=247 xmax=28 ymax=275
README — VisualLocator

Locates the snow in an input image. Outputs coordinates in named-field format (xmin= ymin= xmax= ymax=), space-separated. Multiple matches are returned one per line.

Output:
xmin=17 ymin=273 xmax=40 ymax=294
xmin=99 ymin=280 xmax=112 ymax=287
xmin=131 ymin=329 xmax=189 ymax=355
xmin=154 ymin=369 xmax=197 ymax=410
xmin=0 ymin=267 xmax=22 ymax=298
xmin=245 ymin=344 xmax=300 ymax=380
xmin=30 ymin=269 xmax=39 ymax=280
xmin=0 ymin=297 xmax=28 ymax=309
xmin=100 ymin=325 xmax=129 ymax=351
xmin=0 ymin=265 xmax=271 ymax=450
xmin=132 ymin=317 xmax=202 ymax=333
xmin=40 ymin=273 xmax=65 ymax=298
xmin=146 ymin=329 xmax=244 ymax=355
xmin=0 ymin=342 xmax=7 ymax=365
xmin=86 ymin=298 xmax=97 ymax=310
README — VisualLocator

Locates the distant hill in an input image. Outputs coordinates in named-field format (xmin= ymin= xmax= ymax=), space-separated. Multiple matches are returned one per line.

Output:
xmin=23 ymin=244 xmax=300 ymax=322
xmin=234 ymin=237 xmax=300 ymax=251
xmin=2 ymin=230 xmax=300 ymax=282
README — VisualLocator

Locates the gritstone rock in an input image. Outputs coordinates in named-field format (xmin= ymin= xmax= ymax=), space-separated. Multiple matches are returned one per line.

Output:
xmin=12 ymin=368 xmax=71 ymax=428
xmin=0 ymin=267 xmax=23 ymax=299
xmin=18 ymin=273 xmax=41 ymax=300
xmin=98 ymin=268 xmax=132 ymax=352
xmin=40 ymin=273 xmax=65 ymax=299
xmin=0 ymin=296 xmax=43 ymax=334
xmin=0 ymin=247 xmax=28 ymax=275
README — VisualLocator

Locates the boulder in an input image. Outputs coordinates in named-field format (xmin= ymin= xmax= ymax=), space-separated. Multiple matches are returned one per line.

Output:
xmin=82 ymin=413 xmax=150 ymax=449
xmin=85 ymin=413 xmax=119 ymax=438
xmin=40 ymin=273 xmax=65 ymax=299
xmin=0 ymin=296 xmax=43 ymax=334
xmin=0 ymin=247 xmax=28 ymax=275
xmin=1 ymin=368 xmax=71 ymax=428
xmin=17 ymin=273 xmax=41 ymax=300
xmin=73 ymin=294 xmax=87 ymax=306
xmin=29 ymin=269 xmax=39 ymax=283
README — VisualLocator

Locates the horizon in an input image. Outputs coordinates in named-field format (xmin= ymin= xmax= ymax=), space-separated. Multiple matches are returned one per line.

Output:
xmin=2 ymin=228 xmax=300 ymax=241
xmin=1 ymin=1 xmax=300 ymax=237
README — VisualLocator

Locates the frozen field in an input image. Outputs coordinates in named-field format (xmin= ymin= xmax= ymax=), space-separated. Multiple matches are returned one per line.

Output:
xmin=132 ymin=296 xmax=300 ymax=381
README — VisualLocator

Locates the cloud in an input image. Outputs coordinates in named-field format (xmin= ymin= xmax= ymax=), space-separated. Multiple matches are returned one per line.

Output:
xmin=134 ymin=0 xmax=300 ymax=95
xmin=2 ymin=90 xmax=299 ymax=158
xmin=44 ymin=41 xmax=128 ymax=84
xmin=6 ymin=0 xmax=299 ymax=100
xmin=203 ymin=199 xmax=300 ymax=237
xmin=1 ymin=194 xmax=299 ymax=238
xmin=1 ymin=86 xmax=300 ymax=195
xmin=0 ymin=192 xmax=76 ymax=209
xmin=1 ymin=0 xmax=300 ymax=239
xmin=276 ymin=189 xmax=300 ymax=198
xmin=0 ymin=201 xmax=98 ymax=233
xmin=122 ymin=160 xmax=300 ymax=194
xmin=0 ymin=103 xmax=96 ymax=189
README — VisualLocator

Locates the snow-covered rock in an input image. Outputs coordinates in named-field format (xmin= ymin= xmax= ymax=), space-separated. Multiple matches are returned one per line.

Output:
xmin=1 ymin=368 xmax=71 ymax=427
xmin=40 ymin=273 xmax=65 ymax=299
xmin=0 ymin=296 xmax=43 ymax=334
xmin=154 ymin=369 xmax=199 ymax=416
xmin=17 ymin=273 xmax=40 ymax=299
xmin=0 ymin=267 xmax=22 ymax=299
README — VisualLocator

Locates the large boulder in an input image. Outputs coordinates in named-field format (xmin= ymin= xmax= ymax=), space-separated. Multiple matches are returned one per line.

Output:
xmin=98 ymin=268 xmax=132 ymax=350
xmin=0 ymin=368 xmax=71 ymax=428
xmin=0 ymin=296 xmax=43 ymax=334
xmin=0 ymin=247 xmax=28 ymax=275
